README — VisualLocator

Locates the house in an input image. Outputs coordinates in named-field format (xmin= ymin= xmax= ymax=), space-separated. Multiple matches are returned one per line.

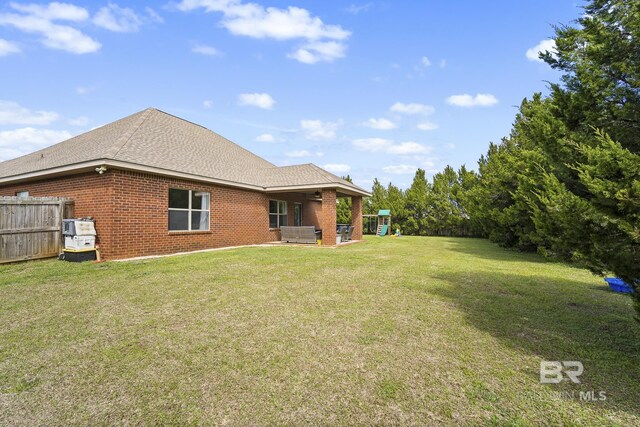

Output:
xmin=0 ymin=108 xmax=370 ymax=260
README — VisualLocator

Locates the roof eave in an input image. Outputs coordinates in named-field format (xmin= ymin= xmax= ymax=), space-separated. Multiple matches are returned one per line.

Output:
xmin=0 ymin=160 xmax=264 ymax=191
xmin=265 ymin=183 xmax=371 ymax=197
xmin=0 ymin=161 xmax=371 ymax=197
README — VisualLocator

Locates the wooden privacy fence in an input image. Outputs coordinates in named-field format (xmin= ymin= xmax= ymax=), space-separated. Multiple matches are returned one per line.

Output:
xmin=0 ymin=197 xmax=74 ymax=264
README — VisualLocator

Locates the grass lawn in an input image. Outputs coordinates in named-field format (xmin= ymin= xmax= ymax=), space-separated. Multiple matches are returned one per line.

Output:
xmin=1 ymin=236 xmax=638 ymax=425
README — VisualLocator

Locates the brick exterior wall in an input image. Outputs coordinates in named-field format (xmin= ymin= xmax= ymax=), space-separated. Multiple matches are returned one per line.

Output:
xmin=0 ymin=169 xmax=339 ymax=260
xmin=351 ymin=196 xmax=363 ymax=241
xmin=321 ymin=188 xmax=337 ymax=246
xmin=0 ymin=172 xmax=118 ymax=258
xmin=271 ymin=192 xmax=322 ymax=230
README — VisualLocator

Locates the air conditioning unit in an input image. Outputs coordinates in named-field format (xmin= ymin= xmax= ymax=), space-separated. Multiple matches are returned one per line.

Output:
xmin=62 ymin=219 xmax=96 ymax=251
xmin=65 ymin=235 xmax=96 ymax=250
xmin=63 ymin=219 xmax=96 ymax=236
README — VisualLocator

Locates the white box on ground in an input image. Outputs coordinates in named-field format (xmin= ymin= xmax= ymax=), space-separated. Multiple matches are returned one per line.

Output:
xmin=62 ymin=220 xmax=96 ymax=236
xmin=65 ymin=235 xmax=96 ymax=250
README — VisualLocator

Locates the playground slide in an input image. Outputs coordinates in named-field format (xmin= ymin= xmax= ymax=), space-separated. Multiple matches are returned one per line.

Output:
xmin=379 ymin=224 xmax=388 ymax=236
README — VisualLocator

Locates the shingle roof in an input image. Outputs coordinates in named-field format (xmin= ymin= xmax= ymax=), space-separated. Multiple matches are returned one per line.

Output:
xmin=0 ymin=108 xmax=369 ymax=196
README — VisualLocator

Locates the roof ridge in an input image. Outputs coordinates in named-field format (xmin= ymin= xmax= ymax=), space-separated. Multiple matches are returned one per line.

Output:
xmin=106 ymin=108 xmax=155 ymax=159
xmin=307 ymin=162 xmax=366 ymax=192
xmin=153 ymin=108 xmax=277 ymax=168
xmin=308 ymin=162 xmax=343 ymax=181
xmin=151 ymin=108 xmax=209 ymax=130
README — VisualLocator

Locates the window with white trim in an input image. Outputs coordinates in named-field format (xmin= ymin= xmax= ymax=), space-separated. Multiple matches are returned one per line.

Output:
xmin=269 ymin=200 xmax=287 ymax=228
xmin=168 ymin=189 xmax=210 ymax=231
xmin=15 ymin=191 xmax=29 ymax=198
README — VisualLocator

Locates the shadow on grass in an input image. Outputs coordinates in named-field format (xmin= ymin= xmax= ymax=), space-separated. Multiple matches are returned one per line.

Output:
xmin=445 ymin=238 xmax=549 ymax=264
xmin=425 ymin=268 xmax=640 ymax=417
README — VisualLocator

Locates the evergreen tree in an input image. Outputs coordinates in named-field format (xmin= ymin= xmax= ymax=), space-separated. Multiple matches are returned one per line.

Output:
xmin=368 ymin=178 xmax=388 ymax=214
xmin=405 ymin=169 xmax=430 ymax=235
xmin=535 ymin=0 xmax=640 ymax=318
xmin=430 ymin=166 xmax=463 ymax=236
xmin=336 ymin=175 xmax=353 ymax=224
xmin=386 ymin=183 xmax=406 ymax=233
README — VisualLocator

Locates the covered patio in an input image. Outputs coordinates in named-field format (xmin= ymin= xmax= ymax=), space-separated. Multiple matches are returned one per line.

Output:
xmin=265 ymin=187 xmax=366 ymax=246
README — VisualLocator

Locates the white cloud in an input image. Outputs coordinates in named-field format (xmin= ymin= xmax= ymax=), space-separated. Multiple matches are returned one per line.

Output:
xmin=178 ymin=1 xmax=350 ymax=40
xmin=526 ymin=39 xmax=556 ymax=62
xmin=0 ymin=38 xmax=20 ymax=56
xmin=345 ymin=3 xmax=372 ymax=14
xmin=192 ymin=44 xmax=220 ymax=56
xmin=421 ymin=55 xmax=431 ymax=67
xmin=446 ymin=93 xmax=498 ymax=107
xmin=353 ymin=137 xmax=393 ymax=152
xmin=390 ymin=102 xmax=435 ymax=115
xmin=439 ymin=59 xmax=446 ymax=68
xmin=363 ymin=118 xmax=396 ymax=130
xmin=203 ymin=100 xmax=213 ymax=108
xmin=382 ymin=164 xmax=417 ymax=174
xmin=323 ymin=163 xmax=351 ymax=174
xmin=284 ymin=149 xmax=311 ymax=158
xmin=176 ymin=0 xmax=350 ymax=63
xmin=0 ymin=3 xmax=100 ymax=54
xmin=0 ymin=101 xmax=59 ymax=125
xmin=353 ymin=138 xmax=431 ymax=155
xmin=256 ymin=133 xmax=275 ymax=142
xmin=68 ymin=116 xmax=89 ymax=126
xmin=10 ymin=2 xmax=89 ymax=21
xmin=417 ymin=121 xmax=438 ymax=131
xmin=0 ymin=127 xmax=72 ymax=161
xmin=75 ymin=85 xmax=95 ymax=95
xmin=288 ymin=40 xmax=346 ymax=64
xmin=145 ymin=7 xmax=164 ymax=24
xmin=237 ymin=92 xmax=275 ymax=109
xmin=386 ymin=141 xmax=431 ymax=155
xmin=300 ymin=119 xmax=339 ymax=140
xmin=93 ymin=3 xmax=142 ymax=32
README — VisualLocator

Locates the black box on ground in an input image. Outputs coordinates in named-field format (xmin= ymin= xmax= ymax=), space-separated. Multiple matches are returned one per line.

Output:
xmin=62 ymin=249 xmax=97 ymax=262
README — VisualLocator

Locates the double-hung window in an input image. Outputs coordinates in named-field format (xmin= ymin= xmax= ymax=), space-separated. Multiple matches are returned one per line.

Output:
xmin=168 ymin=189 xmax=210 ymax=231
xmin=269 ymin=200 xmax=287 ymax=228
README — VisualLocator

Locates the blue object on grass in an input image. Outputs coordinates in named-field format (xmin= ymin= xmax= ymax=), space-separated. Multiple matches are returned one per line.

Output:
xmin=604 ymin=278 xmax=635 ymax=294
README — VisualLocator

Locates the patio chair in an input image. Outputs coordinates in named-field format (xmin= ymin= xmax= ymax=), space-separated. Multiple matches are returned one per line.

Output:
xmin=345 ymin=226 xmax=354 ymax=241
xmin=338 ymin=228 xmax=348 ymax=243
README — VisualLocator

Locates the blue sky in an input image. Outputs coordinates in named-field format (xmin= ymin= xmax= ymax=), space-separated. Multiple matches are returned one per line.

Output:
xmin=0 ymin=1 xmax=582 ymax=189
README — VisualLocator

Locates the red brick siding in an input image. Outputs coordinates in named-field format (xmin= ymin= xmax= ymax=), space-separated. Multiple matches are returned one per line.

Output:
xmin=0 ymin=172 xmax=117 ymax=258
xmin=107 ymin=170 xmax=278 ymax=259
xmin=351 ymin=196 xmax=363 ymax=240
xmin=269 ymin=192 xmax=322 ymax=229
xmin=0 ymin=169 xmax=337 ymax=259
xmin=303 ymin=199 xmax=322 ymax=229
xmin=321 ymin=189 xmax=337 ymax=246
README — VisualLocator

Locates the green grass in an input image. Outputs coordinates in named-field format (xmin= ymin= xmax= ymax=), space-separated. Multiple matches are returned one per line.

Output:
xmin=0 ymin=236 xmax=638 ymax=425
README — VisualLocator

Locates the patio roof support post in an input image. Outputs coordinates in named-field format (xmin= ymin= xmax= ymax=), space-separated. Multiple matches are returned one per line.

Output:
xmin=351 ymin=196 xmax=363 ymax=241
xmin=321 ymin=188 xmax=337 ymax=246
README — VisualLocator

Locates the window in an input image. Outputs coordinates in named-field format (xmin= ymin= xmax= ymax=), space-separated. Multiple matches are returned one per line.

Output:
xmin=168 ymin=189 xmax=210 ymax=231
xmin=269 ymin=200 xmax=288 ymax=228
xmin=15 ymin=191 xmax=29 ymax=198
xmin=294 ymin=203 xmax=302 ymax=226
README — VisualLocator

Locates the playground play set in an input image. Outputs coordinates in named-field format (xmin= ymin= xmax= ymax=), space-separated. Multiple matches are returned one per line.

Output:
xmin=362 ymin=209 xmax=398 ymax=237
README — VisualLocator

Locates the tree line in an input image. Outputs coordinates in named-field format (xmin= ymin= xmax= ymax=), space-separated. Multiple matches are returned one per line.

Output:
xmin=343 ymin=0 xmax=640 ymax=320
